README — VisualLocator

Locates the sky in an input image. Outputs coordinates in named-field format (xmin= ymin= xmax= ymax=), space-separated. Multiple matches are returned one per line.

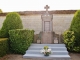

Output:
xmin=0 ymin=0 xmax=80 ymax=12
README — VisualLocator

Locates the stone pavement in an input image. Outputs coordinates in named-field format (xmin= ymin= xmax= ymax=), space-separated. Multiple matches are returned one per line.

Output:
xmin=0 ymin=53 xmax=80 ymax=60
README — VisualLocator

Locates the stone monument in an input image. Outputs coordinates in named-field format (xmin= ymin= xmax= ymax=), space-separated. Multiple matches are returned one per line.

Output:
xmin=41 ymin=5 xmax=53 ymax=44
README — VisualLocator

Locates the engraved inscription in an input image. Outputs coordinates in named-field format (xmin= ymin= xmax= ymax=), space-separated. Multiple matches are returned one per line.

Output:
xmin=44 ymin=21 xmax=50 ymax=31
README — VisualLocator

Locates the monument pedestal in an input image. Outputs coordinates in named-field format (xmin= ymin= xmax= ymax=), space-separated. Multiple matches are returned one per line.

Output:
xmin=41 ymin=32 xmax=53 ymax=44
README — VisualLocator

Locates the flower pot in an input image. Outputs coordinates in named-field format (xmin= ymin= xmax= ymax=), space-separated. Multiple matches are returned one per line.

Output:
xmin=44 ymin=52 xmax=49 ymax=56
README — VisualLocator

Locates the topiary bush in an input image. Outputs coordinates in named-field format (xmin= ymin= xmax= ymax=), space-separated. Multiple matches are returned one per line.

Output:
xmin=63 ymin=30 xmax=75 ymax=51
xmin=69 ymin=10 xmax=80 ymax=52
xmin=0 ymin=12 xmax=23 ymax=38
xmin=9 ymin=29 xmax=34 ymax=54
xmin=0 ymin=38 xmax=9 ymax=57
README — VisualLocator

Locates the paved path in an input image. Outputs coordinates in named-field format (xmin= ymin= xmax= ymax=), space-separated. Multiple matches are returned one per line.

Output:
xmin=0 ymin=53 xmax=80 ymax=60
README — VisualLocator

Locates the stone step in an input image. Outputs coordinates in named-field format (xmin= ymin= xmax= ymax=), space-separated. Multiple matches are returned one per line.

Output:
xmin=26 ymin=50 xmax=68 ymax=55
xmin=23 ymin=54 xmax=70 ymax=59
xmin=23 ymin=44 xmax=70 ymax=60
xmin=31 ymin=44 xmax=65 ymax=47
xmin=28 ymin=47 xmax=67 ymax=51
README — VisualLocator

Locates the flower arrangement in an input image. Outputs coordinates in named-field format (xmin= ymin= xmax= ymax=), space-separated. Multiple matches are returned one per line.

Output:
xmin=41 ymin=46 xmax=51 ymax=56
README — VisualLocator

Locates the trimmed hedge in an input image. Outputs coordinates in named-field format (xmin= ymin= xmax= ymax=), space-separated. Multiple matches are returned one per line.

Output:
xmin=9 ymin=29 xmax=34 ymax=54
xmin=0 ymin=38 xmax=9 ymax=57
xmin=0 ymin=12 xmax=23 ymax=38
xmin=69 ymin=10 xmax=80 ymax=52
xmin=70 ymin=10 xmax=80 ymax=46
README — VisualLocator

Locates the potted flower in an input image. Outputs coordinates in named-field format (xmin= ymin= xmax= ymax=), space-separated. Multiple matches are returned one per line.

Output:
xmin=41 ymin=46 xmax=51 ymax=56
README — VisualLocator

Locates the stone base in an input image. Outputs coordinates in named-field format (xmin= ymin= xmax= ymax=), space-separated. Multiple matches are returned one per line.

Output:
xmin=23 ymin=58 xmax=71 ymax=60
xmin=41 ymin=32 xmax=53 ymax=44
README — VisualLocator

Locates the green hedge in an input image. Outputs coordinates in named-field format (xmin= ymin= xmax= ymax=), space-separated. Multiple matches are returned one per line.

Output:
xmin=0 ymin=38 xmax=9 ymax=57
xmin=63 ymin=30 xmax=75 ymax=51
xmin=9 ymin=29 xmax=34 ymax=54
xmin=69 ymin=10 xmax=80 ymax=52
xmin=0 ymin=12 xmax=23 ymax=38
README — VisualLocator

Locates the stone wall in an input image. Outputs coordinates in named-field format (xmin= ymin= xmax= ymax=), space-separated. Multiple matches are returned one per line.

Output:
xmin=53 ymin=14 xmax=73 ymax=34
xmin=0 ymin=16 xmax=6 ymax=28
xmin=0 ymin=14 xmax=74 ymax=34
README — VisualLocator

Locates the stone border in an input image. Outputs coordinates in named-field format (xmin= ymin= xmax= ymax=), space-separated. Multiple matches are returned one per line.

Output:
xmin=0 ymin=10 xmax=76 ymax=16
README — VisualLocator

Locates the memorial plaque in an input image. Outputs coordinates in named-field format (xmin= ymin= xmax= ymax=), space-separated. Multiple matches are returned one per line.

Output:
xmin=44 ymin=21 xmax=50 ymax=31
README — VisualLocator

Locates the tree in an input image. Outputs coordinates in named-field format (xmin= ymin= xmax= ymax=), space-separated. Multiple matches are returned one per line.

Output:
xmin=0 ymin=12 xmax=23 ymax=38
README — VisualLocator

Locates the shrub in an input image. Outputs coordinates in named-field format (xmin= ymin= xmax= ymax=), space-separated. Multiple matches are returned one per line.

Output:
xmin=69 ymin=10 xmax=80 ymax=52
xmin=9 ymin=29 xmax=34 ymax=54
xmin=70 ymin=10 xmax=80 ymax=46
xmin=0 ymin=12 xmax=23 ymax=38
xmin=63 ymin=30 xmax=75 ymax=51
xmin=0 ymin=38 xmax=9 ymax=57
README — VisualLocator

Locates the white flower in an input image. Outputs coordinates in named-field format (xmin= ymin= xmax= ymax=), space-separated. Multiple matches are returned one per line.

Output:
xmin=41 ymin=49 xmax=45 ymax=53
xmin=47 ymin=50 xmax=50 ymax=52
xmin=40 ymin=46 xmax=51 ymax=55
xmin=48 ymin=49 xmax=51 ymax=52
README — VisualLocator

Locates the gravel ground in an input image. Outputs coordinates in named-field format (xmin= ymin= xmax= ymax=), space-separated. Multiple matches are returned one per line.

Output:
xmin=0 ymin=53 xmax=80 ymax=60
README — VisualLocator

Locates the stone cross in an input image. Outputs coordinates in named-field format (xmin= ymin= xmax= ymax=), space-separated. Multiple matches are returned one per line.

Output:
xmin=44 ymin=5 xmax=49 ymax=13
